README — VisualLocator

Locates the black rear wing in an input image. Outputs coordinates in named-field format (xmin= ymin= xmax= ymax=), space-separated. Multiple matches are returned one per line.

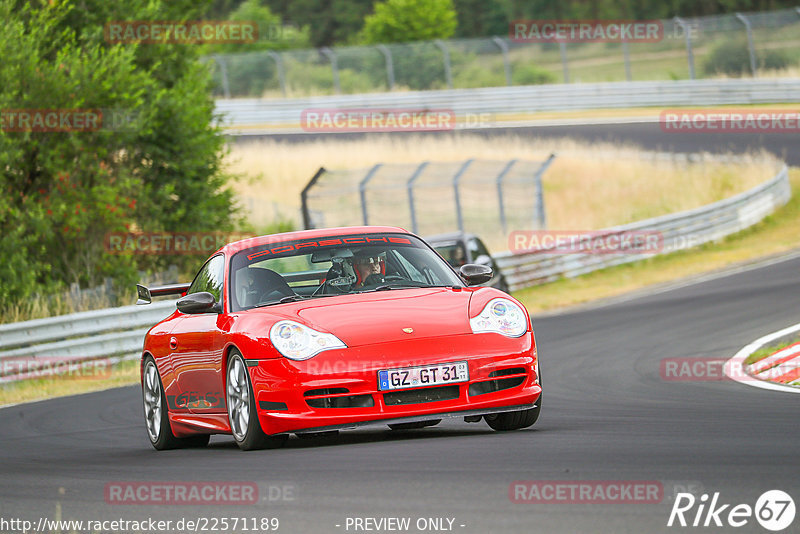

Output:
xmin=136 ymin=283 xmax=191 ymax=305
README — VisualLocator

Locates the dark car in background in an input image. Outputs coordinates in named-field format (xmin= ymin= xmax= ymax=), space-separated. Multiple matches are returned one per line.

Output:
xmin=426 ymin=232 xmax=509 ymax=293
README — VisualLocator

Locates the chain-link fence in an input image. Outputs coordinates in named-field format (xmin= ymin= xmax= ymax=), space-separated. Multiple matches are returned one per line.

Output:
xmin=205 ymin=8 xmax=800 ymax=98
xmin=300 ymin=156 xmax=555 ymax=249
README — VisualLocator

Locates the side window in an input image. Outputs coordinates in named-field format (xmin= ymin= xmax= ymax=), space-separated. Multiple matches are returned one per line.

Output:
xmin=467 ymin=238 xmax=490 ymax=259
xmin=188 ymin=255 xmax=225 ymax=303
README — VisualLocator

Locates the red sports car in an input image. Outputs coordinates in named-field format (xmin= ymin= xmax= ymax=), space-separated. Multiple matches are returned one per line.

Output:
xmin=138 ymin=226 xmax=541 ymax=450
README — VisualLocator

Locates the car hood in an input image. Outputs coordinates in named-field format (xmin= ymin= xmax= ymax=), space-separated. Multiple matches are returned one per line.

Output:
xmin=277 ymin=287 xmax=473 ymax=347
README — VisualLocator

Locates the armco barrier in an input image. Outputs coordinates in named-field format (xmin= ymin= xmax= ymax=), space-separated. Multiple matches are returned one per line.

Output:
xmin=0 ymin=301 xmax=175 ymax=381
xmin=0 ymin=162 xmax=791 ymax=377
xmin=216 ymin=79 xmax=800 ymax=133
xmin=495 ymin=164 xmax=790 ymax=291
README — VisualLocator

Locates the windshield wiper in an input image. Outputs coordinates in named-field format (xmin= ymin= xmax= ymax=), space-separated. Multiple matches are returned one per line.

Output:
xmin=252 ymin=294 xmax=337 ymax=308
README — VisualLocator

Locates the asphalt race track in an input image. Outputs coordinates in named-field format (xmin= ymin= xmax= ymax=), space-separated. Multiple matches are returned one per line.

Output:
xmin=2 ymin=254 xmax=799 ymax=533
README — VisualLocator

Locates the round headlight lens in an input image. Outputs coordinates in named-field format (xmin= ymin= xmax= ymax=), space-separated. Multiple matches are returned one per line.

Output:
xmin=269 ymin=320 xmax=346 ymax=360
xmin=470 ymin=298 xmax=527 ymax=337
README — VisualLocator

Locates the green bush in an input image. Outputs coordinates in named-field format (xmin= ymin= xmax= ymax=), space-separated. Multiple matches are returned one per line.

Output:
xmin=702 ymin=37 xmax=792 ymax=76
xmin=512 ymin=64 xmax=557 ymax=86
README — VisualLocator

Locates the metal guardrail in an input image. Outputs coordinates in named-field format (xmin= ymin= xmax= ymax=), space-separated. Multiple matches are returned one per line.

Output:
xmin=495 ymin=164 xmax=791 ymax=291
xmin=217 ymin=79 xmax=800 ymax=132
xmin=0 ymin=161 xmax=791 ymax=379
xmin=0 ymin=301 xmax=176 ymax=381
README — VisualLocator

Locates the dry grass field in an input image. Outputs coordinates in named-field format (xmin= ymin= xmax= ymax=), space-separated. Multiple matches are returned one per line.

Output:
xmin=226 ymin=134 xmax=779 ymax=240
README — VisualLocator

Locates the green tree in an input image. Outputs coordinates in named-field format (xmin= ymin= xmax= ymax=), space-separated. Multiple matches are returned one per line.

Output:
xmin=0 ymin=0 xmax=236 ymax=307
xmin=360 ymin=0 xmax=457 ymax=44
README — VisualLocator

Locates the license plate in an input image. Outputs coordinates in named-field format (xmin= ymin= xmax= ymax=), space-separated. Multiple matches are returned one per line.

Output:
xmin=378 ymin=361 xmax=469 ymax=391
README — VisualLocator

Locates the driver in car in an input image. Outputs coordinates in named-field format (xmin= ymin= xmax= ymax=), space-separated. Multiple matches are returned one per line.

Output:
xmin=352 ymin=249 xmax=386 ymax=289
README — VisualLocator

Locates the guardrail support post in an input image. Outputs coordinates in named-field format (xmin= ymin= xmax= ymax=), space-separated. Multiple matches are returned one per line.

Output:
xmin=377 ymin=45 xmax=395 ymax=90
xmin=434 ymin=40 xmax=454 ymax=89
xmin=452 ymin=159 xmax=474 ymax=233
xmin=735 ymin=13 xmax=758 ymax=78
xmin=359 ymin=164 xmax=383 ymax=226
xmin=267 ymin=51 xmax=287 ymax=97
xmin=320 ymin=47 xmax=341 ymax=94
xmin=406 ymin=162 xmax=429 ymax=234
xmin=214 ymin=55 xmax=231 ymax=98
xmin=495 ymin=159 xmax=517 ymax=233
xmin=301 ymin=167 xmax=326 ymax=229
xmin=559 ymin=42 xmax=569 ymax=83
xmin=622 ymin=41 xmax=632 ymax=81
xmin=673 ymin=17 xmax=696 ymax=80
xmin=492 ymin=37 xmax=513 ymax=86
xmin=534 ymin=154 xmax=556 ymax=229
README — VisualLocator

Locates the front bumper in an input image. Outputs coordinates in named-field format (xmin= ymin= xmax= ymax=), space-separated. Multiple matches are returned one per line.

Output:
xmin=248 ymin=332 xmax=540 ymax=435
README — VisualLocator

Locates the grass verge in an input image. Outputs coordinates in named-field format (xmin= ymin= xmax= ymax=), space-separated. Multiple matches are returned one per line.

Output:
xmin=0 ymin=359 xmax=140 ymax=407
xmin=514 ymin=168 xmax=800 ymax=314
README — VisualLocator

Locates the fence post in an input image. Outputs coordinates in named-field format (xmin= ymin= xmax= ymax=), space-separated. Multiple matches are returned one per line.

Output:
xmin=406 ymin=162 xmax=429 ymax=234
xmin=320 ymin=47 xmax=341 ymax=94
xmin=214 ymin=55 xmax=231 ymax=98
xmin=495 ymin=159 xmax=517 ymax=234
xmin=434 ymin=40 xmax=453 ymax=89
xmin=267 ymin=51 xmax=287 ymax=97
xmin=377 ymin=45 xmax=395 ymax=90
xmin=534 ymin=154 xmax=556 ymax=229
xmin=622 ymin=40 xmax=632 ymax=81
xmin=301 ymin=167 xmax=326 ymax=229
xmin=673 ymin=17 xmax=696 ymax=80
xmin=359 ymin=164 xmax=383 ymax=226
xmin=452 ymin=159 xmax=474 ymax=233
xmin=492 ymin=37 xmax=513 ymax=86
xmin=735 ymin=13 xmax=758 ymax=78
xmin=559 ymin=42 xmax=569 ymax=83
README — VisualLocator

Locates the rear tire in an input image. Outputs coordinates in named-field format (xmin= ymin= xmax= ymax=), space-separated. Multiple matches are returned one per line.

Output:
xmin=226 ymin=351 xmax=287 ymax=451
xmin=388 ymin=419 xmax=441 ymax=430
xmin=142 ymin=357 xmax=210 ymax=450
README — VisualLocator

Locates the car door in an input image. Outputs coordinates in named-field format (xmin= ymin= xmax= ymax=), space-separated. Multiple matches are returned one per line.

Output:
xmin=172 ymin=254 xmax=230 ymax=414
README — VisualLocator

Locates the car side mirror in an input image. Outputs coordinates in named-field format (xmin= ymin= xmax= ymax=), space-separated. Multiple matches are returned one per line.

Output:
xmin=459 ymin=264 xmax=493 ymax=286
xmin=177 ymin=292 xmax=221 ymax=314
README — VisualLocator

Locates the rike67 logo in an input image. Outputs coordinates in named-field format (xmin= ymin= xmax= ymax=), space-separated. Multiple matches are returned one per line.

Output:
xmin=167 ymin=391 xmax=223 ymax=410
xmin=668 ymin=490 xmax=795 ymax=531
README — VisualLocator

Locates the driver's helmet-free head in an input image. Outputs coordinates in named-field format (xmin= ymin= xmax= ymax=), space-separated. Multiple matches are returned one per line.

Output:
xmin=352 ymin=248 xmax=386 ymax=285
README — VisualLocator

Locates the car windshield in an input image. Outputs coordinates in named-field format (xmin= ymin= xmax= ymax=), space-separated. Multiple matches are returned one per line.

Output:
xmin=229 ymin=232 xmax=463 ymax=311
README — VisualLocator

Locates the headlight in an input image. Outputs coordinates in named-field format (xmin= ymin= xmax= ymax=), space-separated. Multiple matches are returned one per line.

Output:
xmin=269 ymin=320 xmax=346 ymax=360
xmin=469 ymin=298 xmax=527 ymax=338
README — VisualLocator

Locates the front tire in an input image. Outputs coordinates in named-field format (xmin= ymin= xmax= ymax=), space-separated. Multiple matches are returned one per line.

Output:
xmin=484 ymin=399 xmax=541 ymax=431
xmin=226 ymin=351 xmax=287 ymax=451
xmin=142 ymin=357 xmax=210 ymax=450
